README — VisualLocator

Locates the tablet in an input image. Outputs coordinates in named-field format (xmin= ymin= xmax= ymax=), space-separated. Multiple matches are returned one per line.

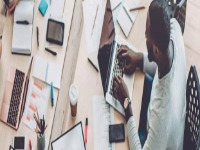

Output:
xmin=46 ymin=19 xmax=64 ymax=45
xmin=51 ymin=122 xmax=85 ymax=150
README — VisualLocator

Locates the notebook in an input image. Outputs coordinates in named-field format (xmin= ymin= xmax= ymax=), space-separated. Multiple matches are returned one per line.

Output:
xmin=12 ymin=0 xmax=34 ymax=55
xmin=0 ymin=66 xmax=28 ymax=130
xmin=32 ymin=56 xmax=62 ymax=89
xmin=51 ymin=122 xmax=85 ymax=150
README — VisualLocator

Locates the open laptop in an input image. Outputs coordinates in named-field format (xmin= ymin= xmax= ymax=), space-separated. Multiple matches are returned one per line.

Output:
xmin=98 ymin=0 xmax=135 ymax=116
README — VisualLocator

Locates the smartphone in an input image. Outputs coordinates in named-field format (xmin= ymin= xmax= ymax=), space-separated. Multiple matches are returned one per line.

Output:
xmin=13 ymin=136 xmax=26 ymax=150
xmin=109 ymin=123 xmax=125 ymax=143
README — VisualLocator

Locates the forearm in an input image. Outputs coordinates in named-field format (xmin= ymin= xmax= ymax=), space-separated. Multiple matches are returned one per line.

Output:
xmin=127 ymin=116 xmax=142 ymax=150
xmin=142 ymin=52 xmax=157 ymax=76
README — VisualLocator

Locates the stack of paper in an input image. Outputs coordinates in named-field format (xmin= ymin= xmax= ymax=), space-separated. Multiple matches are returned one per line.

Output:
xmin=12 ymin=0 xmax=34 ymax=55
xmin=93 ymin=96 xmax=114 ymax=150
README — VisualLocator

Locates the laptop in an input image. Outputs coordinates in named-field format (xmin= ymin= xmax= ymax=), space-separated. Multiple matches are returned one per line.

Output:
xmin=98 ymin=0 xmax=135 ymax=116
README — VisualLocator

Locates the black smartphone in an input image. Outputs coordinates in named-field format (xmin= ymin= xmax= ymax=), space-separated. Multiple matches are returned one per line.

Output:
xmin=46 ymin=19 xmax=65 ymax=46
xmin=3 ymin=0 xmax=9 ymax=6
xmin=13 ymin=136 xmax=26 ymax=150
xmin=109 ymin=123 xmax=125 ymax=143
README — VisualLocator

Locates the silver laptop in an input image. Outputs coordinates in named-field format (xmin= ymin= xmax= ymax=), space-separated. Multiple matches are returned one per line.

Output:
xmin=98 ymin=0 xmax=135 ymax=116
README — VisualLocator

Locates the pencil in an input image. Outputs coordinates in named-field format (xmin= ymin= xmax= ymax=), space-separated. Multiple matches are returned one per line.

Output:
xmin=91 ymin=5 xmax=99 ymax=36
xmin=130 ymin=6 xmax=145 ymax=11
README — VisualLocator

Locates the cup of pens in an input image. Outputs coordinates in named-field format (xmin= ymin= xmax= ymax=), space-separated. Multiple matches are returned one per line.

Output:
xmin=34 ymin=113 xmax=47 ymax=150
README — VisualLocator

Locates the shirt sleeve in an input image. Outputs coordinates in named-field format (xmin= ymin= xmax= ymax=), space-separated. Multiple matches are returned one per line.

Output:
xmin=142 ymin=52 xmax=157 ymax=77
xmin=127 ymin=112 xmax=168 ymax=150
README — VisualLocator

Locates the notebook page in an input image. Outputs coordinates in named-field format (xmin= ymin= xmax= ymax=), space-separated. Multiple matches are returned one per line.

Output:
xmin=12 ymin=24 xmax=32 ymax=54
xmin=14 ymin=0 xmax=34 ymax=24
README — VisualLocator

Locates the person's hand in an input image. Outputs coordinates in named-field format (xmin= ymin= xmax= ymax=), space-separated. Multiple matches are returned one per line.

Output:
xmin=117 ymin=45 xmax=142 ymax=75
xmin=7 ymin=0 xmax=19 ymax=13
xmin=113 ymin=76 xmax=129 ymax=106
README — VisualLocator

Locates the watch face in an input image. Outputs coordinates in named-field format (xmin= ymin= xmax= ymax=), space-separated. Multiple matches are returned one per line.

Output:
xmin=124 ymin=98 xmax=129 ymax=109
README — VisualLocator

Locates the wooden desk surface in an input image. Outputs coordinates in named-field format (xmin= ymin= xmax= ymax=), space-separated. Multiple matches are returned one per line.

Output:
xmin=0 ymin=0 xmax=76 ymax=149
xmin=61 ymin=0 xmax=151 ymax=149
xmin=0 ymin=0 xmax=150 ymax=149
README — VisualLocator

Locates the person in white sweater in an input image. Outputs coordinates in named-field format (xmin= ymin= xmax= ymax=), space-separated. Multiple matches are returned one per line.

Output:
xmin=113 ymin=0 xmax=186 ymax=149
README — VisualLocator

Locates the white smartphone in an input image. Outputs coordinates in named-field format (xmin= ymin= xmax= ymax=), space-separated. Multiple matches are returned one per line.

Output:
xmin=13 ymin=136 xmax=26 ymax=150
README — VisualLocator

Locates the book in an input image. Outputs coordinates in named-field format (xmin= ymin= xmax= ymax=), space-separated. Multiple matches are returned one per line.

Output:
xmin=12 ymin=0 xmax=34 ymax=55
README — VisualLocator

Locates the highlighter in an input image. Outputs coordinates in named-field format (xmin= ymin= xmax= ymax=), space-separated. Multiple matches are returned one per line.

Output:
xmin=85 ymin=118 xmax=88 ymax=144
xmin=51 ymin=82 xmax=54 ymax=107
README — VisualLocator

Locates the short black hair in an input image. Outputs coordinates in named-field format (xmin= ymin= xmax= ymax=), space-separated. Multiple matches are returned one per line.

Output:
xmin=149 ymin=0 xmax=170 ymax=52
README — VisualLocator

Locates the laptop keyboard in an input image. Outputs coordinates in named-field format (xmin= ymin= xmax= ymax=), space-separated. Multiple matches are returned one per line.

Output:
xmin=7 ymin=69 xmax=25 ymax=127
xmin=109 ymin=44 xmax=125 ymax=96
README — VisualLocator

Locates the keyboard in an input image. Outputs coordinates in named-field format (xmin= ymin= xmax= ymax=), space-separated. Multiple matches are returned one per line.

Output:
xmin=109 ymin=44 xmax=125 ymax=96
xmin=7 ymin=69 xmax=25 ymax=127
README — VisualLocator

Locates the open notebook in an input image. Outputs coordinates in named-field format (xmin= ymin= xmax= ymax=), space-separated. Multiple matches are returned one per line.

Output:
xmin=12 ymin=0 xmax=34 ymax=55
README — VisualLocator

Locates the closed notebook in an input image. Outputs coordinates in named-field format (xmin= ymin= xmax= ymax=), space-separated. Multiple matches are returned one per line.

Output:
xmin=38 ymin=0 xmax=48 ymax=16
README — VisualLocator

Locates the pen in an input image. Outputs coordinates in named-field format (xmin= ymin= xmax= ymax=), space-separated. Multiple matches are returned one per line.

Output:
xmin=91 ymin=5 xmax=99 ymax=36
xmin=45 ymin=47 xmax=57 ymax=56
xmin=84 ymin=117 xmax=88 ymax=144
xmin=29 ymin=139 xmax=32 ymax=150
xmin=16 ymin=20 xmax=29 ymax=25
xmin=130 ymin=6 xmax=145 ymax=11
xmin=37 ymin=26 xmax=39 ymax=48
xmin=51 ymin=82 xmax=54 ymax=107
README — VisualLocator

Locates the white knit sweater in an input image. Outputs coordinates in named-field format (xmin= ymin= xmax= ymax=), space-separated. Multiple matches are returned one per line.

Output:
xmin=127 ymin=18 xmax=186 ymax=150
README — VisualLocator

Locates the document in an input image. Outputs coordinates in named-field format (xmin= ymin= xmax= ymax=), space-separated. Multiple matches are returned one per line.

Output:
xmin=117 ymin=4 xmax=133 ymax=37
xmin=12 ymin=0 xmax=34 ymax=55
xmin=93 ymin=96 xmax=114 ymax=150
xmin=82 ymin=0 xmax=107 ymax=71
xmin=32 ymin=56 xmax=62 ymax=89
xmin=51 ymin=122 xmax=85 ymax=150
xmin=23 ymin=79 xmax=49 ymax=130
xmin=49 ymin=0 xmax=65 ymax=19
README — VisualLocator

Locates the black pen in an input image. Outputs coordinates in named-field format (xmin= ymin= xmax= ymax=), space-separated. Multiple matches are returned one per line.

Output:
xmin=16 ymin=20 xmax=29 ymax=25
xmin=37 ymin=26 xmax=39 ymax=48
xmin=45 ymin=47 xmax=57 ymax=56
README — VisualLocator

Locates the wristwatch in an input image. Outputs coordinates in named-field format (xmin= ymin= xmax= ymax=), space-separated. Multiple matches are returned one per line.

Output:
xmin=124 ymin=97 xmax=131 ymax=110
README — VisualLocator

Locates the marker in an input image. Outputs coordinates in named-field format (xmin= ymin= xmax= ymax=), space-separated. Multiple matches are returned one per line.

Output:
xmin=84 ymin=118 xmax=88 ymax=144
xmin=130 ymin=6 xmax=145 ymax=11
xmin=37 ymin=26 xmax=39 ymax=48
xmin=50 ymin=82 xmax=54 ymax=107
xmin=16 ymin=20 xmax=29 ymax=25
xmin=45 ymin=47 xmax=57 ymax=56
xmin=29 ymin=139 xmax=32 ymax=150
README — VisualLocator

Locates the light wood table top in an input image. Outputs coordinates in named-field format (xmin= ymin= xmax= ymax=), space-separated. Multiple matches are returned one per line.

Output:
xmin=61 ymin=0 xmax=151 ymax=149
xmin=0 ymin=0 xmax=76 ymax=149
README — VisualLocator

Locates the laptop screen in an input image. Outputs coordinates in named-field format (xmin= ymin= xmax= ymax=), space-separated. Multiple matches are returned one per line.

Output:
xmin=98 ymin=0 xmax=115 ymax=94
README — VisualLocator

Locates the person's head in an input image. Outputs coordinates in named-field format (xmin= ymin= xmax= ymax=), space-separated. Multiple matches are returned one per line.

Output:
xmin=145 ymin=0 xmax=170 ymax=62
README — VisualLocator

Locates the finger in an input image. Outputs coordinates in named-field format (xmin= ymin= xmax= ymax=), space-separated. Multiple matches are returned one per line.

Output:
xmin=117 ymin=48 xmax=127 ymax=59
xmin=9 ymin=4 xmax=16 ymax=13
xmin=115 ymin=76 xmax=121 ymax=84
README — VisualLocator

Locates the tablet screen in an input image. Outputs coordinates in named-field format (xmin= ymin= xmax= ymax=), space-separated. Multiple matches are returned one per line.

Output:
xmin=46 ymin=19 xmax=64 ymax=45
